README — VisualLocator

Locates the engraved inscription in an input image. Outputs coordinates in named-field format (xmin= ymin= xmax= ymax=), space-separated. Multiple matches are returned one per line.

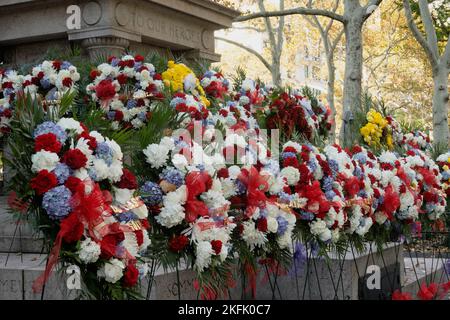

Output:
xmin=0 ymin=279 xmax=19 ymax=294
xmin=115 ymin=2 xmax=202 ymax=47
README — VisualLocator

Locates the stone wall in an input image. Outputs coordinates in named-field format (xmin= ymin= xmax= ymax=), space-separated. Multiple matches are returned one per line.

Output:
xmin=0 ymin=0 xmax=240 ymax=66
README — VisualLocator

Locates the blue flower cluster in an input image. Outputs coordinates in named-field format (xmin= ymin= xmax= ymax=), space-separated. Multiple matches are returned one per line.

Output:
xmin=141 ymin=181 xmax=163 ymax=206
xmin=159 ymin=168 xmax=184 ymax=187
xmin=33 ymin=121 xmax=67 ymax=144
xmin=276 ymin=216 xmax=288 ymax=235
xmin=96 ymin=142 xmax=113 ymax=165
xmin=53 ymin=163 xmax=71 ymax=184
xmin=42 ymin=186 xmax=72 ymax=220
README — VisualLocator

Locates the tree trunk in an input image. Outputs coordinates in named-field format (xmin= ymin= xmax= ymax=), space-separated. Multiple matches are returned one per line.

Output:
xmin=272 ymin=58 xmax=282 ymax=86
xmin=340 ymin=0 xmax=364 ymax=147
xmin=432 ymin=66 xmax=450 ymax=149
xmin=326 ymin=51 xmax=336 ymax=143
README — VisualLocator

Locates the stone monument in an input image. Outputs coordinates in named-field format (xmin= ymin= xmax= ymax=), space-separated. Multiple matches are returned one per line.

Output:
xmin=0 ymin=0 xmax=240 ymax=65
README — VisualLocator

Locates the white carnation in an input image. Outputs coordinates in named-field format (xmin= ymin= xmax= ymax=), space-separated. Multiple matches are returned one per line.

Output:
xmin=280 ymin=166 xmax=300 ymax=186
xmin=57 ymin=118 xmax=83 ymax=134
xmin=97 ymin=258 xmax=125 ymax=283
xmin=78 ymin=238 xmax=101 ymax=264
xmin=143 ymin=143 xmax=170 ymax=169
xmin=31 ymin=151 xmax=60 ymax=172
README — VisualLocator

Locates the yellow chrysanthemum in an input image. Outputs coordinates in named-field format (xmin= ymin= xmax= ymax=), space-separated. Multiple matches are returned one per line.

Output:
xmin=162 ymin=60 xmax=210 ymax=107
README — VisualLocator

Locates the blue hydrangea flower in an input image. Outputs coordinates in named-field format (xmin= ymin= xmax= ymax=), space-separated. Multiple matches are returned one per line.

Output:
xmin=106 ymin=111 xmax=116 ymax=120
xmin=127 ymin=100 xmax=137 ymax=109
xmin=353 ymin=167 xmax=363 ymax=178
xmin=170 ymin=97 xmax=185 ymax=108
xmin=235 ymin=179 xmax=247 ymax=195
xmin=325 ymin=190 xmax=336 ymax=201
xmin=53 ymin=163 xmax=71 ymax=184
xmin=299 ymin=211 xmax=315 ymax=221
xmin=110 ymin=58 xmax=120 ymax=67
xmin=42 ymin=186 xmax=72 ymax=220
xmin=279 ymin=192 xmax=294 ymax=204
xmin=141 ymin=181 xmax=163 ymax=206
xmin=33 ymin=121 xmax=67 ymax=144
xmin=61 ymin=61 xmax=72 ymax=70
xmin=328 ymin=159 xmax=339 ymax=174
xmin=353 ymin=152 xmax=367 ymax=164
xmin=96 ymin=142 xmax=113 ymax=165
xmin=204 ymin=70 xmax=214 ymax=78
xmin=322 ymin=176 xmax=334 ymax=192
xmin=137 ymin=112 xmax=147 ymax=121
xmin=277 ymin=216 xmax=288 ymax=235
xmin=159 ymin=168 xmax=184 ymax=187
xmin=358 ymin=190 xmax=367 ymax=198
xmin=88 ymin=167 xmax=98 ymax=181
xmin=117 ymin=211 xmax=138 ymax=223
xmin=282 ymin=152 xmax=297 ymax=159
xmin=258 ymin=208 xmax=268 ymax=218
xmin=40 ymin=78 xmax=51 ymax=89
xmin=308 ymin=159 xmax=317 ymax=172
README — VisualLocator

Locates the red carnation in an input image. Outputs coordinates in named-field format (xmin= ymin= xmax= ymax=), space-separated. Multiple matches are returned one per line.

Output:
xmin=59 ymin=212 xmax=84 ymax=243
xmin=30 ymin=170 xmax=58 ymax=195
xmin=134 ymin=55 xmax=144 ymax=62
xmin=114 ymin=110 xmax=124 ymax=121
xmin=381 ymin=186 xmax=400 ymax=219
xmin=217 ymin=168 xmax=229 ymax=179
xmin=2 ymin=108 xmax=12 ymax=118
xmin=89 ymin=69 xmax=100 ymax=80
xmin=115 ymin=168 xmax=138 ymax=190
xmin=52 ymin=60 xmax=62 ymax=70
xmin=169 ymin=235 xmax=189 ymax=253
xmin=117 ymin=73 xmax=128 ymax=85
xmin=95 ymin=79 xmax=116 ymax=101
xmin=211 ymin=240 xmax=222 ymax=255
xmin=62 ymin=77 xmax=73 ymax=87
xmin=344 ymin=177 xmax=360 ymax=198
xmin=34 ymin=133 xmax=62 ymax=153
xmin=123 ymin=263 xmax=139 ymax=288
xmin=62 ymin=149 xmax=88 ymax=170
xmin=256 ymin=217 xmax=268 ymax=232
xmin=64 ymin=176 xmax=83 ymax=194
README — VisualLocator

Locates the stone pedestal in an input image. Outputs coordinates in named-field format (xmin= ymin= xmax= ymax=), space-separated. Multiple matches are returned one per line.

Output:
xmin=0 ymin=0 xmax=240 ymax=65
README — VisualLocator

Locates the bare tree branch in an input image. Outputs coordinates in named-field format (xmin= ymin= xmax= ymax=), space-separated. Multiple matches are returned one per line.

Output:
xmin=232 ymin=26 xmax=266 ymax=33
xmin=215 ymin=36 xmax=272 ymax=71
xmin=418 ymin=0 xmax=439 ymax=61
xmin=325 ymin=0 xmax=340 ymax=34
xmin=402 ymin=0 xmax=438 ymax=68
xmin=234 ymin=7 xmax=345 ymax=24
xmin=331 ymin=28 xmax=344 ymax=52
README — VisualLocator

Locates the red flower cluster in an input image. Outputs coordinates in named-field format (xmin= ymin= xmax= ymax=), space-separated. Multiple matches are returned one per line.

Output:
xmin=30 ymin=170 xmax=58 ymax=195
xmin=62 ymin=149 xmax=88 ymax=170
xmin=115 ymin=169 xmax=138 ymax=190
xmin=95 ymin=79 xmax=116 ymax=101
xmin=34 ymin=133 xmax=62 ymax=153
xmin=123 ymin=263 xmax=139 ymax=288
xmin=169 ymin=235 xmax=189 ymax=253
